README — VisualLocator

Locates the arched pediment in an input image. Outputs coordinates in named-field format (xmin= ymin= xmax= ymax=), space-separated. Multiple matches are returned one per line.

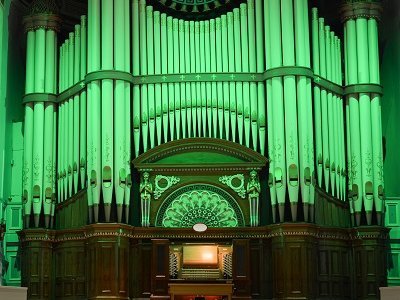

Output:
xmin=132 ymin=138 xmax=268 ymax=172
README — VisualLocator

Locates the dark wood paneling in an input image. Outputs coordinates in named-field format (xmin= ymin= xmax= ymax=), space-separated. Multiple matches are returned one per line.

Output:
xmin=232 ymin=239 xmax=251 ymax=299
xmin=151 ymin=239 xmax=170 ymax=298
xmin=54 ymin=240 xmax=86 ymax=299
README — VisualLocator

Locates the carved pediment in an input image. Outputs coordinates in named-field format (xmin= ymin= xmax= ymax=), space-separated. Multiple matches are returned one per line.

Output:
xmin=132 ymin=138 xmax=268 ymax=173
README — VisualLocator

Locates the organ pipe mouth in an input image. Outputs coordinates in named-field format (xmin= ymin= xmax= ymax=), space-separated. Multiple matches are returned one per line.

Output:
xmin=103 ymin=166 xmax=112 ymax=188
xmin=304 ymin=168 xmax=311 ymax=185
xmin=378 ymin=185 xmax=384 ymax=199
xmin=352 ymin=184 xmax=359 ymax=200
xmin=45 ymin=188 xmax=53 ymax=203
xmin=288 ymin=164 xmax=298 ymax=187
xmin=33 ymin=185 xmax=41 ymax=203
xmin=365 ymin=182 xmax=373 ymax=199
xmin=274 ymin=168 xmax=283 ymax=187
xmin=23 ymin=190 xmax=28 ymax=204
xmin=90 ymin=171 xmax=97 ymax=187
xmin=73 ymin=163 xmax=78 ymax=173
xmin=119 ymin=169 xmax=127 ymax=187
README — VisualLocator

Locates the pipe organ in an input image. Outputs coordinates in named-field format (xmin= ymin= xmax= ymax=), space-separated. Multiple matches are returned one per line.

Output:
xmin=18 ymin=1 xmax=390 ymax=299
xmin=21 ymin=0 xmax=384 ymax=229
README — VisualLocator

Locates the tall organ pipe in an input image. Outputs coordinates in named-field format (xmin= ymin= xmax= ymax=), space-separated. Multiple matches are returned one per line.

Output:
xmin=282 ymin=0 xmax=299 ymax=221
xmin=115 ymin=0 xmax=126 ymax=221
xmin=184 ymin=21 xmax=192 ymax=138
xmin=190 ymin=21 xmax=197 ymax=137
xmin=161 ymin=14 xmax=169 ymax=142
xmin=101 ymin=0 xmax=114 ymax=221
xmin=154 ymin=11 xmax=162 ymax=145
xmin=132 ymin=0 xmax=141 ymax=156
xmin=199 ymin=21 xmax=206 ymax=136
xmin=147 ymin=6 xmax=155 ymax=148
xmin=80 ymin=16 xmax=87 ymax=189
xmin=210 ymin=19 xmax=218 ymax=138
xmin=67 ymin=33 xmax=74 ymax=198
xmin=23 ymin=30 xmax=34 ymax=227
xmin=179 ymin=19 xmax=187 ymax=139
xmin=205 ymin=20 xmax=212 ymax=137
xmin=227 ymin=12 xmax=237 ymax=142
xmin=173 ymin=18 xmax=181 ymax=140
xmin=32 ymin=27 xmax=46 ymax=227
xmin=319 ymin=18 xmax=330 ymax=192
xmin=241 ymin=3 xmax=250 ymax=148
xmin=233 ymin=8 xmax=243 ymax=145
xmin=221 ymin=15 xmax=230 ymax=141
xmin=90 ymin=0 xmax=102 ymax=222
xmin=215 ymin=17 xmax=224 ymax=139
xmin=168 ymin=16 xmax=175 ymax=140
xmin=261 ymin=0 xmax=276 ymax=222
xmin=73 ymin=25 xmax=80 ymax=196
xmin=124 ymin=0 xmax=131 ymax=222
xmin=43 ymin=29 xmax=56 ymax=228
xmin=368 ymin=18 xmax=384 ymax=224
xmin=247 ymin=0 xmax=258 ymax=152
xmin=140 ymin=0 xmax=149 ymax=151
xmin=345 ymin=19 xmax=362 ymax=225
xmin=268 ymin=0 xmax=286 ymax=221
xmin=312 ymin=9 xmax=323 ymax=187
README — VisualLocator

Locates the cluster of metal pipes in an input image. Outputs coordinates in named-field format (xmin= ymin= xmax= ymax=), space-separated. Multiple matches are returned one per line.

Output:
xmin=311 ymin=9 xmax=346 ymax=201
xmin=58 ymin=17 xmax=87 ymax=204
xmin=86 ymin=0 xmax=132 ymax=223
xmin=23 ymin=24 xmax=57 ymax=228
xmin=134 ymin=0 xmax=266 ymax=155
xmin=265 ymin=0 xmax=314 ymax=223
xmin=343 ymin=11 xmax=384 ymax=226
xmin=21 ymin=0 xmax=386 ymax=228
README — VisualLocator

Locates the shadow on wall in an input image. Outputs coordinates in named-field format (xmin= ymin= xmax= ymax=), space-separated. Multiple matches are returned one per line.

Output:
xmin=380 ymin=0 xmax=400 ymax=197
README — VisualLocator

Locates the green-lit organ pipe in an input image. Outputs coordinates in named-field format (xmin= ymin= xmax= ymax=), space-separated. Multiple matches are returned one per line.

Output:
xmin=241 ymin=3 xmax=250 ymax=148
xmin=319 ymin=18 xmax=330 ymax=192
xmin=260 ymin=0 xmax=276 ymax=221
xmin=221 ymin=15 xmax=230 ymax=141
xmin=140 ymin=0 xmax=149 ymax=151
xmin=195 ymin=21 xmax=203 ymax=136
xmin=174 ymin=18 xmax=181 ymax=140
xmin=67 ymin=32 xmax=74 ymax=198
xmin=32 ymin=27 xmax=46 ymax=227
xmin=90 ymin=0 xmax=102 ymax=222
xmin=132 ymin=0 xmax=141 ymax=156
xmin=114 ymin=0 xmax=127 ymax=221
xmin=161 ymin=14 xmax=169 ymax=142
xmin=295 ymin=0 xmax=314 ymax=221
xmin=215 ymin=17 xmax=224 ymax=139
xmin=23 ymin=29 xmax=34 ymax=226
xmin=199 ymin=21 xmax=206 ymax=136
xmin=101 ymin=0 xmax=113 ymax=221
xmin=282 ymin=0 xmax=299 ymax=220
xmin=227 ymin=12 xmax=237 ymax=143
xmin=179 ymin=19 xmax=187 ymax=139
xmin=147 ymin=6 xmax=156 ymax=148
xmin=184 ymin=20 xmax=192 ymax=138
xmin=368 ymin=18 xmax=384 ymax=224
xmin=312 ymin=9 xmax=323 ymax=187
xmin=168 ymin=16 xmax=175 ymax=140
xmin=154 ymin=12 xmax=162 ymax=144
xmin=247 ymin=0 xmax=258 ymax=151
xmin=73 ymin=25 xmax=80 ymax=196
xmin=86 ymin=0 xmax=94 ymax=223
xmin=80 ymin=16 xmax=87 ymax=189
xmin=189 ymin=21 xmax=196 ymax=137
xmin=233 ymin=8 xmax=243 ymax=145
xmin=345 ymin=18 xmax=362 ymax=224
xmin=205 ymin=20 xmax=212 ymax=138
xmin=124 ymin=0 xmax=131 ymax=222
xmin=267 ymin=0 xmax=286 ymax=221
xmin=255 ymin=0 xmax=265 ymax=156
xmin=43 ymin=29 xmax=56 ymax=228
xmin=210 ymin=19 xmax=217 ymax=138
